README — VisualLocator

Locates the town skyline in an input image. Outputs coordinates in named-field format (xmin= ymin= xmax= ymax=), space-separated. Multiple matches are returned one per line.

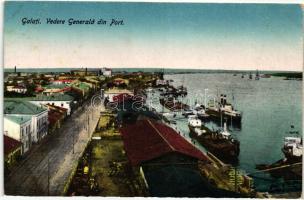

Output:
xmin=4 ymin=2 xmax=303 ymax=71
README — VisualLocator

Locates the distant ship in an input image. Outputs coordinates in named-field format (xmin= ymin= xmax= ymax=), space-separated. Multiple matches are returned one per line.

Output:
xmin=261 ymin=74 xmax=271 ymax=78
xmin=249 ymin=72 xmax=253 ymax=80
xmin=188 ymin=118 xmax=240 ymax=164
xmin=205 ymin=94 xmax=242 ymax=127
xmin=255 ymin=70 xmax=260 ymax=80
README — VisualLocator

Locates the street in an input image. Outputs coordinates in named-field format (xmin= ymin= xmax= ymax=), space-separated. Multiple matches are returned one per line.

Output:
xmin=5 ymin=93 xmax=103 ymax=196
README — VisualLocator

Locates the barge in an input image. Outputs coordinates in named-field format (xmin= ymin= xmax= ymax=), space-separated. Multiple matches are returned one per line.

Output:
xmin=160 ymin=97 xmax=190 ymax=112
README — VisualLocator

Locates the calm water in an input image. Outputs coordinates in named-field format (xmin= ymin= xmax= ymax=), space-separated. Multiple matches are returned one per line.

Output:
xmin=157 ymin=73 xmax=302 ymax=190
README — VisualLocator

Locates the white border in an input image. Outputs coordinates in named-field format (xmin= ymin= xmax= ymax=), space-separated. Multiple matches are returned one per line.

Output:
xmin=0 ymin=0 xmax=303 ymax=199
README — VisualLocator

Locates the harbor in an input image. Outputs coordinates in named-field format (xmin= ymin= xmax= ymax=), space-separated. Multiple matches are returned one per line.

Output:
xmin=3 ymin=2 xmax=303 ymax=198
xmin=64 ymin=71 xmax=302 ymax=197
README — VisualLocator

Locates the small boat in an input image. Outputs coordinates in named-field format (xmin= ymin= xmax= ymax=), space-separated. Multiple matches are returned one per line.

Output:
xmin=188 ymin=115 xmax=202 ymax=128
xmin=161 ymin=112 xmax=176 ymax=118
xmin=182 ymin=109 xmax=194 ymax=117
xmin=160 ymin=97 xmax=190 ymax=112
xmin=146 ymin=87 xmax=154 ymax=93
xmin=193 ymin=103 xmax=210 ymax=119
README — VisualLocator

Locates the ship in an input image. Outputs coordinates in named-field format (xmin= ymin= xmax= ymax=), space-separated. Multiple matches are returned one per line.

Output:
xmin=188 ymin=117 xmax=240 ymax=164
xmin=182 ymin=103 xmax=210 ymax=120
xmin=255 ymin=70 xmax=260 ymax=80
xmin=256 ymin=132 xmax=302 ymax=180
xmin=193 ymin=103 xmax=210 ymax=119
xmin=281 ymin=136 xmax=302 ymax=163
xmin=249 ymin=72 xmax=252 ymax=80
xmin=205 ymin=94 xmax=242 ymax=127
xmin=160 ymin=97 xmax=190 ymax=112
xmin=159 ymin=85 xmax=187 ymax=98
xmin=261 ymin=74 xmax=271 ymax=78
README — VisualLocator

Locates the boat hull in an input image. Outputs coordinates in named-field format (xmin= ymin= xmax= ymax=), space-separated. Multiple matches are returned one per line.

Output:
xmin=188 ymin=125 xmax=240 ymax=165
xmin=160 ymin=99 xmax=190 ymax=112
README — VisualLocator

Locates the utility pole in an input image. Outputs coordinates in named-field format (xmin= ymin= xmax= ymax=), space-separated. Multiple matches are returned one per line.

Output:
xmin=87 ymin=111 xmax=90 ymax=136
xmin=47 ymin=152 xmax=50 ymax=195
xmin=73 ymin=127 xmax=75 ymax=154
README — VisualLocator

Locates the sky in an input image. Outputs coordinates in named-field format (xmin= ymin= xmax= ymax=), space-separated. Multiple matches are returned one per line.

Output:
xmin=4 ymin=2 xmax=303 ymax=71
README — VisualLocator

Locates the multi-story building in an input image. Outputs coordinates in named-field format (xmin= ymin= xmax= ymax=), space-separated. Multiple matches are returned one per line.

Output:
xmin=4 ymin=99 xmax=48 ymax=143
xmin=4 ymin=115 xmax=32 ymax=154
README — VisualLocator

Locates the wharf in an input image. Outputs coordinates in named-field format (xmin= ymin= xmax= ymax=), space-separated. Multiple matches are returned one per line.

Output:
xmin=198 ymin=152 xmax=254 ymax=197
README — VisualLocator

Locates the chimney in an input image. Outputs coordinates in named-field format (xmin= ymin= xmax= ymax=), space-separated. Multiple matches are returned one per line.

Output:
xmin=220 ymin=94 xmax=223 ymax=105
xmin=223 ymin=95 xmax=227 ymax=105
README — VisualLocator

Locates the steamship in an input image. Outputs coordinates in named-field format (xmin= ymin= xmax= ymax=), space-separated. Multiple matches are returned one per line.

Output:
xmin=205 ymin=94 xmax=242 ymax=127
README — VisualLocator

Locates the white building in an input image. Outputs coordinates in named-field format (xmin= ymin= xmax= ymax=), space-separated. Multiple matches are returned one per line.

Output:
xmin=102 ymin=68 xmax=112 ymax=77
xmin=104 ymin=88 xmax=134 ymax=102
xmin=29 ymin=94 xmax=75 ymax=115
xmin=4 ymin=99 xmax=48 ymax=143
xmin=6 ymin=85 xmax=27 ymax=94
xmin=156 ymin=79 xmax=168 ymax=86
xmin=4 ymin=115 xmax=32 ymax=154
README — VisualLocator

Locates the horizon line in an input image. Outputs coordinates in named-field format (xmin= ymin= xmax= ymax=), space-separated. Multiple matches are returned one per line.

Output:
xmin=3 ymin=66 xmax=302 ymax=73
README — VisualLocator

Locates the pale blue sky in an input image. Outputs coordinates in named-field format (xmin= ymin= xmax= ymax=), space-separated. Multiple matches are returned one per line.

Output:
xmin=4 ymin=2 xmax=303 ymax=71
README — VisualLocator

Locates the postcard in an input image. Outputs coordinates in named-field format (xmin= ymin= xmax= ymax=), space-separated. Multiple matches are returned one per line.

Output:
xmin=3 ymin=1 xmax=303 ymax=198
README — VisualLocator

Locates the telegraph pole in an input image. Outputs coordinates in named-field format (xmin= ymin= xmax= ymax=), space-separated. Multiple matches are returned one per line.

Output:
xmin=72 ymin=127 xmax=75 ymax=154
xmin=47 ymin=152 xmax=50 ymax=195
xmin=87 ymin=111 xmax=90 ymax=136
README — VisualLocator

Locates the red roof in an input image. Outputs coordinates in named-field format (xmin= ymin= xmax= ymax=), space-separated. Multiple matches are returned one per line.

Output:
xmin=4 ymin=135 xmax=22 ymax=155
xmin=120 ymin=119 xmax=208 ymax=166
xmin=53 ymin=79 xmax=74 ymax=82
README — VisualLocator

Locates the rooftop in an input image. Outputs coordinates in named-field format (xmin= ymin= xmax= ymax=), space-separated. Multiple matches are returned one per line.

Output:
xmin=4 ymin=99 xmax=47 ymax=115
xmin=43 ymin=83 xmax=70 ymax=89
xmin=31 ymin=94 xmax=74 ymax=101
xmin=72 ymin=82 xmax=91 ymax=90
xmin=105 ymin=88 xmax=133 ymax=94
xmin=4 ymin=115 xmax=31 ymax=125
xmin=120 ymin=119 xmax=208 ymax=166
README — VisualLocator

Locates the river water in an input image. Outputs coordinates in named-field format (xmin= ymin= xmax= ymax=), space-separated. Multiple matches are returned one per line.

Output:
xmin=147 ymin=73 xmax=302 ymax=191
